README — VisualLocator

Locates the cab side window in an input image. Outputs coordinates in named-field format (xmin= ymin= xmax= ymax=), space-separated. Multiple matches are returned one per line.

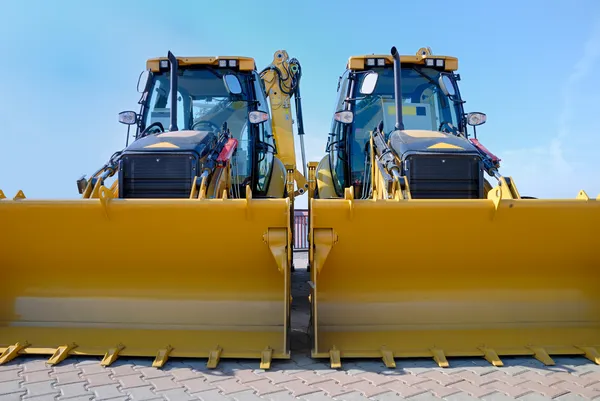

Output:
xmin=252 ymin=73 xmax=275 ymax=194
xmin=329 ymin=70 xmax=351 ymax=196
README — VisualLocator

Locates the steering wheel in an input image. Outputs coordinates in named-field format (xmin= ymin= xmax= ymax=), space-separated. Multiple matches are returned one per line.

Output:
xmin=139 ymin=122 xmax=164 ymax=138
xmin=438 ymin=121 xmax=458 ymax=136
xmin=191 ymin=120 xmax=220 ymax=132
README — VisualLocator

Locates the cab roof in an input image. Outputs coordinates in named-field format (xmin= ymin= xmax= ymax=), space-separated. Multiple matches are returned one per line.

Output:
xmin=146 ymin=56 xmax=256 ymax=72
xmin=347 ymin=47 xmax=458 ymax=72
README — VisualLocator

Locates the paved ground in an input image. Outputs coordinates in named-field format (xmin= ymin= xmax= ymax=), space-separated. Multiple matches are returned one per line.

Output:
xmin=1 ymin=253 xmax=599 ymax=401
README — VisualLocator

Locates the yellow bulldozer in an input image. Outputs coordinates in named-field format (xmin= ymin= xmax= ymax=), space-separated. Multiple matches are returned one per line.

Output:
xmin=0 ymin=50 xmax=308 ymax=369
xmin=307 ymin=46 xmax=600 ymax=369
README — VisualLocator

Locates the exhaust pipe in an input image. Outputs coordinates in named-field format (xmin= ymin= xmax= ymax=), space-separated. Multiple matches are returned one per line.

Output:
xmin=167 ymin=51 xmax=179 ymax=132
xmin=390 ymin=47 xmax=404 ymax=131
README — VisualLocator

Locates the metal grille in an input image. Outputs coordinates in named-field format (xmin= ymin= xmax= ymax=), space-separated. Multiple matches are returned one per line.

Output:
xmin=294 ymin=209 xmax=309 ymax=251
xmin=119 ymin=153 xmax=197 ymax=198
xmin=405 ymin=154 xmax=483 ymax=199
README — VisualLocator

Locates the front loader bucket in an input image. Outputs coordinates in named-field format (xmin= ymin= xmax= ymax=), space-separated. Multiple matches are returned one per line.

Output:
xmin=0 ymin=188 xmax=291 ymax=368
xmin=310 ymin=195 xmax=600 ymax=368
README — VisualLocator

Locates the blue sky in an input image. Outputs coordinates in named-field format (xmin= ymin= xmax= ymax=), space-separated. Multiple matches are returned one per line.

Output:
xmin=1 ymin=0 xmax=599 ymax=209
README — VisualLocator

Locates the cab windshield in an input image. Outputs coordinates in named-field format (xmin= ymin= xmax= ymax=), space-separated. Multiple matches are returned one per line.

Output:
xmin=353 ymin=66 xmax=463 ymax=139
xmin=142 ymin=67 xmax=252 ymax=135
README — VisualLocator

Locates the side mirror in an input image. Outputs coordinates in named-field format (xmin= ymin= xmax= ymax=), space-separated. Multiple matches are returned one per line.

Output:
xmin=249 ymin=110 xmax=269 ymax=124
xmin=137 ymin=70 xmax=151 ymax=93
xmin=466 ymin=112 xmax=487 ymax=126
xmin=118 ymin=111 xmax=137 ymax=125
xmin=334 ymin=110 xmax=353 ymax=124
xmin=223 ymin=74 xmax=242 ymax=95
xmin=360 ymin=71 xmax=378 ymax=95
xmin=438 ymin=73 xmax=457 ymax=98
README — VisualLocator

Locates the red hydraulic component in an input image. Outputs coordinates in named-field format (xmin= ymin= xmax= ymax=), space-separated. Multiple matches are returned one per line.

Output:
xmin=470 ymin=138 xmax=500 ymax=164
xmin=216 ymin=138 xmax=238 ymax=167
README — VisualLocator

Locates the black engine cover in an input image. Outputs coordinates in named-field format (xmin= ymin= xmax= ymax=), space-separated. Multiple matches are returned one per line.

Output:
xmin=118 ymin=130 xmax=217 ymax=199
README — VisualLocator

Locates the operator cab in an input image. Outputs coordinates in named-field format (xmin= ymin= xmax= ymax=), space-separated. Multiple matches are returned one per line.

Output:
xmin=115 ymin=55 xmax=277 ymax=199
xmin=326 ymin=48 xmax=490 ymax=199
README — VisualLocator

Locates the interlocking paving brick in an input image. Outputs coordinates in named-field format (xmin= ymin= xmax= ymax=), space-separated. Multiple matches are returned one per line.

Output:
xmin=195 ymin=388 xmax=236 ymax=400
xmin=419 ymin=370 xmax=464 ymax=386
xmin=285 ymin=371 xmax=329 ymax=386
xmin=76 ymin=361 xmax=107 ymax=376
xmin=557 ymin=394 xmax=598 ymax=401
xmin=343 ymin=380 xmax=393 ymax=398
xmin=52 ymin=370 xmax=86 ymax=385
xmin=332 ymin=390 xmax=372 ymax=401
xmin=554 ymin=380 xmax=600 ymax=399
xmin=298 ymin=391 xmax=335 ymax=401
xmin=281 ymin=379 xmax=322 ymax=397
xmin=159 ymin=387 xmax=198 ymax=401
xmin=22 ymin=380 xmax=60 ymax=399
xmin=447 ymin=380 xmax=497 ymax=398
xmin=257 ymin=371 xmax=298 ymax=385
xmin=182 ymin=377 xmax=216 ymax=393
xmin=549 ymin=371 xmax=600 ymax=387
xmin=516 ymin=370 xmax=566 ymax=387
xmin=324 ymin=371 xmax=364 ymax=386
xmin=123 ymin=385 xmax=163 ymax=401
xmin=147 ymin=376 xmax=182 ymax=392
xmin=484 ymin=371 xmax=530 ymax=386
xmin=0 ymin=368 xmax=23 ymax=383
xmin=117 ymin=374 xmax=147 ymax=389
xmin=22 ymin=370 xmax=53 ymax=383
xmin=390 ymin=372 xmax=430 ymax=386
xmin=443 ymin=393 xmax=484 ymax=401
xmin=86 ymin=372 xmax=115 ymax=387
xmin=56 ymin=382 xmax=94 ymax=399
xmin=56 ymin=396 xmax=94 ymax=401
xmin=416 ymin=380 xmax=463 ymax=398
xmin=231 ymin=389 xmax=267 ymax=401
xmin=453 ymin=370 xmax=497 ymax=386
xmin=52 ymin=363 xmax=80 ymax=374
xmin=519 ymin=393 xmax=561 ymax=401
xmin=91 ymin=383 xmax=129 ymax=400
xmin=312 ymin=379 xmax=355 ymax=398
xmin=481 ymin=392 xmax=524 ymax=401
xmin=353 ymin=372 xmax=396 ymax=386
xmin=0 ymin=379 xmax=26 ymax=396
xmin=0 ymin=392 xmax=28 ymax=401
xmin=215 ymin=378 xmax=252 ymax=395
xmin=246 ymin=379 xmax=286 ymax=396
xmin=169 ymin=366 xmax=204 ymax=382
xmin=480 ymin=381 xmax=533 ymax=399
xmin=110 ymin=364 xmax=140 ymax=377
xmin=519 ymin=380 xmax=570 ymax=399
xmin=22 ymin=360 xmax=52 ymax=373
xmin=137 ymin=367 xmax=171 ymax=380
xmin=380 ymin=380 xmax=430 ymax=398
xmin=262 ymin=390 xmax=297 ymax=401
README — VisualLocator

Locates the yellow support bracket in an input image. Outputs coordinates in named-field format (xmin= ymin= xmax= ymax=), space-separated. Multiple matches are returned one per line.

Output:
xmin=47 ymin=343 xmax=77 ymax=365
xmin=100 ymin=344 xmax=125 ymax=366
xmin=528 ymin=346 xmax=555 ymax=366
xmin=0 ymin=190 xmax=5 ymax=199
xmin=0 ymin=341 xmax=29 ymax=365
xmin=263 ymin=228 xmax=288 ymax=274
xmin=380 ymin=347 xmax=396 ymax=368
xmin=260 ymin=347 xmax=273 ymax=370
xmin=207 ymin=346 xmax=222 ymax=369
xmin=479 ymin=347 xmax=503 ymax=367
xmin=431 ymin=348 xmax=449 ymax=368
xmin=576 ymin=346 xmax=600 ymax=365
xmin=153 ymin=345 xmax=173 ymax=368
xmin=329 ymin=346 xmax=341 ymax=369
xmin=313 ymin=228 xmax=337 ymax=274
